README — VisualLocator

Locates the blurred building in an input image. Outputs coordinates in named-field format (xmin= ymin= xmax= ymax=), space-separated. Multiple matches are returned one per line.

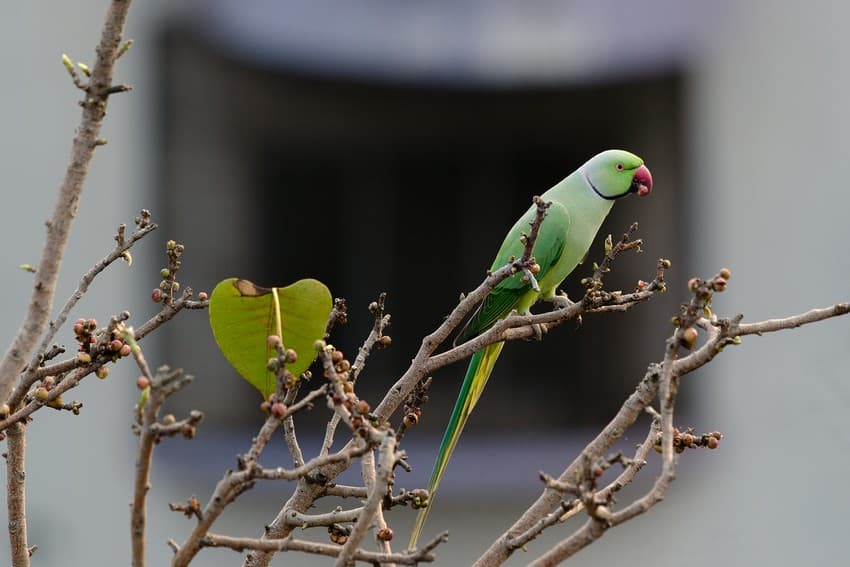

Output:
xmin=0 ymin=1 xmax=848 ymax=566
xmin=157 ymin=12 xmax=683 ymax=429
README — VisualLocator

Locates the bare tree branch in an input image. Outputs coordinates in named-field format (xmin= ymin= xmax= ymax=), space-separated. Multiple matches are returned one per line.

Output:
xmin=321 ymin=301 xmax=389 ymax=458
xmin=0 ymin=0 xmax=135 ymax=403
xmin=284 ymin=507 xmax=363 ymax=527
xmin=735 ymin=303 xmax=850 ymax=335
xmin=323 ymin=484 xmax=370 ymax=499
xmin=130 ymin=350 xmax=199 ymax=567
xmin=474 ymin=277 xmax=850 ymax=566
xmin=281 ymin=383 xmax=305 ymax=467
xmin=505 ymin=500 xmax=575 ymax=553
xmin=170 ymin=411 xmax=368 ymax=566
xmin=134 ymin=289 xmax=209 ymax=341
xmin=0 ymin=292 xmax=208 ymax=433
xmin=202 ymin=531 xmax=448 ymax=565
xmin=334 ymin=432 xmax=397 ymax=566
xmin=6 ymin=422 xmax=30 ymax=567
xmin=9 ymin=214 xmax=156 ymax=409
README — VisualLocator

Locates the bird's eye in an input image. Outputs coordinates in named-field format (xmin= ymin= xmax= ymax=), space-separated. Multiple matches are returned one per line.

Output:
xmin=615 ymin=163 xmax=624 ymax=171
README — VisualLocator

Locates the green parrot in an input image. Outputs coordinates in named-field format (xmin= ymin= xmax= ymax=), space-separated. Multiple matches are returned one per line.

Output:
xmin=409 ymin=149 xmax=653 ymax=548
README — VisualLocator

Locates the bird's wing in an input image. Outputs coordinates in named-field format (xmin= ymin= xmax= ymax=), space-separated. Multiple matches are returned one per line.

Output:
xmin=458 ymin=201 xmax=570 ymax=342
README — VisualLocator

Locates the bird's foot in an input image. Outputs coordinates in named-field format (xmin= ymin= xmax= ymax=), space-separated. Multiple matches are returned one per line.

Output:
xmin=548 ymin=291 xmax=574 ymax=310
xmin=530 ymin=322 xmax=547 ymax=341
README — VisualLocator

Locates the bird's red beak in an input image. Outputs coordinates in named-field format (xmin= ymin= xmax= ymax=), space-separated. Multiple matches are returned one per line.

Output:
xmin=631 ymin=165 xmax=652 ymax=197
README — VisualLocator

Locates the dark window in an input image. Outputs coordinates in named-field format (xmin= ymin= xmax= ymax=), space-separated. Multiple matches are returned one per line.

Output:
xmin=156 ymin=28 xmax=684 ymax=435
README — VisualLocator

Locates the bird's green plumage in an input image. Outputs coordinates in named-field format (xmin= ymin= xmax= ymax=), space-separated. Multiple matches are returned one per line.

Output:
xmin=409 ymin=150 xmax=649 ymax=549
xmin=421 ymin=342 xmax=503 ymax=513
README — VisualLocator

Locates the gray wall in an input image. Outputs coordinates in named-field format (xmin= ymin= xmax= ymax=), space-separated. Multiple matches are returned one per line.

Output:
xmin=0 ymin=2 xmax=187 ymax=565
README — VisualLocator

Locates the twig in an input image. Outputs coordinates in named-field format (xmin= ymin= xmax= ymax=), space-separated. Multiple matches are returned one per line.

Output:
xmin=285 ymin=386 xmax=328 ymax=418
xmin=243 ymin=346 xmax=389 ymax=567
xmin=32 ymin=357 xmax=80 ymax=382
xmin=0 ymin=0 xmax=135 ymax=403
xmin=487 ymin=277 xmax=707 ymax=567
xmin=352 ymin=304 xmax=390 ymax=384
xmin=0 ymin=288 xmax=207 ymax=432
xmin=7 ymin=357 xmax=81 ymax=412
xmin=10 ymin=214 xmax=156 ymax=409
xmin=250 ymin=443 xmax=372 ymax=481
xmin=0 ymin=363 xmax=98 ymax=431
xmin=395 ymin=377 xmax=431 ymax=445
xmin=241 ymin=414 xmax=283 ymax=471
xmin=124 ymin=326 xmax=155 ymax=383
xmin=371 ymin=491 xmax=395 ymax=564
xmin=597 ymin=413 xmax=658 ymax=500
xmin=323 ymin=484 xmax=369 ymax=499
xmin=6 ymin=422 xmax=30 ymax=567
xmin=1 ymin=312 xmax=137 ymax=431
xmin=735 ymin=303 xmax=850 ymax=335
xmin=321 ymin=415 xmax=343 ymax=458
xmin=321 ymin=297 xmax=389 ymax=458
xmin=475 ymin=282 xmax=850 ymax=565
xmin=282 ymin=383 xmax=305 ymax=467
xmin=524 ymin=419 xmax=660 ymax=566
xmin=334 ymin=432 xmax=396 ymax=566
xmin=168 ymin=498 xmax=202 ymax=522
xmin=284 ymin=507 xmax=363 ymax=527
xmin=519 ymin=410 xmax=660 ymax=561
xmin=148 ymin=411 xmax=203 ymax=438
xmin=134 ymin=288 xmax=208 ymax=341
xmin=424 ymin=286 xmax=659 ymax=374
xmin=325 ymin=298 xmax=349 ymax=339
xmin=584 ymin=225 xmax=644 ymax=293
xmin=203 ymin=531 xmax=448 ymax=564
xmin=130 ymin=362 xmax=156 ymax=567
xmin=170 ymin=413 xmax=368 ymax=567
xmin=130 ymin=358 xmax=198 ymax=567
xmin=521 ymin=196 xmax=552 ymax=261
xmin=506 ymin=500 xmax=575 ymax=552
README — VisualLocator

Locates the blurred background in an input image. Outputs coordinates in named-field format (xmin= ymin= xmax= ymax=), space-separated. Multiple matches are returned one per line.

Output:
xmin=1 ymin=1 xmax=848 ymax=565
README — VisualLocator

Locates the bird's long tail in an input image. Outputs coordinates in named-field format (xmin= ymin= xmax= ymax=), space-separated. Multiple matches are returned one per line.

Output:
xmin=408 ymin=341 xmax=505 ymax=549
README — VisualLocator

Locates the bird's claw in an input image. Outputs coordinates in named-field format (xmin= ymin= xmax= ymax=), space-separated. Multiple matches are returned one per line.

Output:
xmin=521 ymin=267 xmax=541 ymax=292
xmin=549 ymin=292 xmax=574 ymax=310
xmin=530 ymin=323 xmax=546 ymax=341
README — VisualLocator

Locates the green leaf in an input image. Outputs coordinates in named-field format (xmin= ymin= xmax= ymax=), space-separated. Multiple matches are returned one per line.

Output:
xmin=209 ymin=277 xmax=332 ymax=398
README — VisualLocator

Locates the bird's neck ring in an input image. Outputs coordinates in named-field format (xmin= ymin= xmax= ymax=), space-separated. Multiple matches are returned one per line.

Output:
xmin=582 ymin=169 xmax=619 ymax=201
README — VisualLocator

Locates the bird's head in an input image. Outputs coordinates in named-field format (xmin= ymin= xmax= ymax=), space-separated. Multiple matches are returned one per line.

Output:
xmin=581 ymin=149 xmax=653 ymax=200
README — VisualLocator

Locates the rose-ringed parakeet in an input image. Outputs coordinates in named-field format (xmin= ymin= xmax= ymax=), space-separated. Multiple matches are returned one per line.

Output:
xmin=409 ymin=149 xmax=653 ymax=548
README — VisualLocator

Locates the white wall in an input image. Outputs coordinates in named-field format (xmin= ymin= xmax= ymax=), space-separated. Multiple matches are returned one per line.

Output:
xmin=572 ymin=3 xmax=850 ymax=565
xmin=0 ymin=2 xmax=190 ymax=565
xmin=682 ymin=2 xmax=850 ymax=564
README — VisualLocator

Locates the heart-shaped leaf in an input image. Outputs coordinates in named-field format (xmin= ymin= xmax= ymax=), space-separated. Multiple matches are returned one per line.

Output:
xmin=209 ymin=277 xmax=332 ymax=398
